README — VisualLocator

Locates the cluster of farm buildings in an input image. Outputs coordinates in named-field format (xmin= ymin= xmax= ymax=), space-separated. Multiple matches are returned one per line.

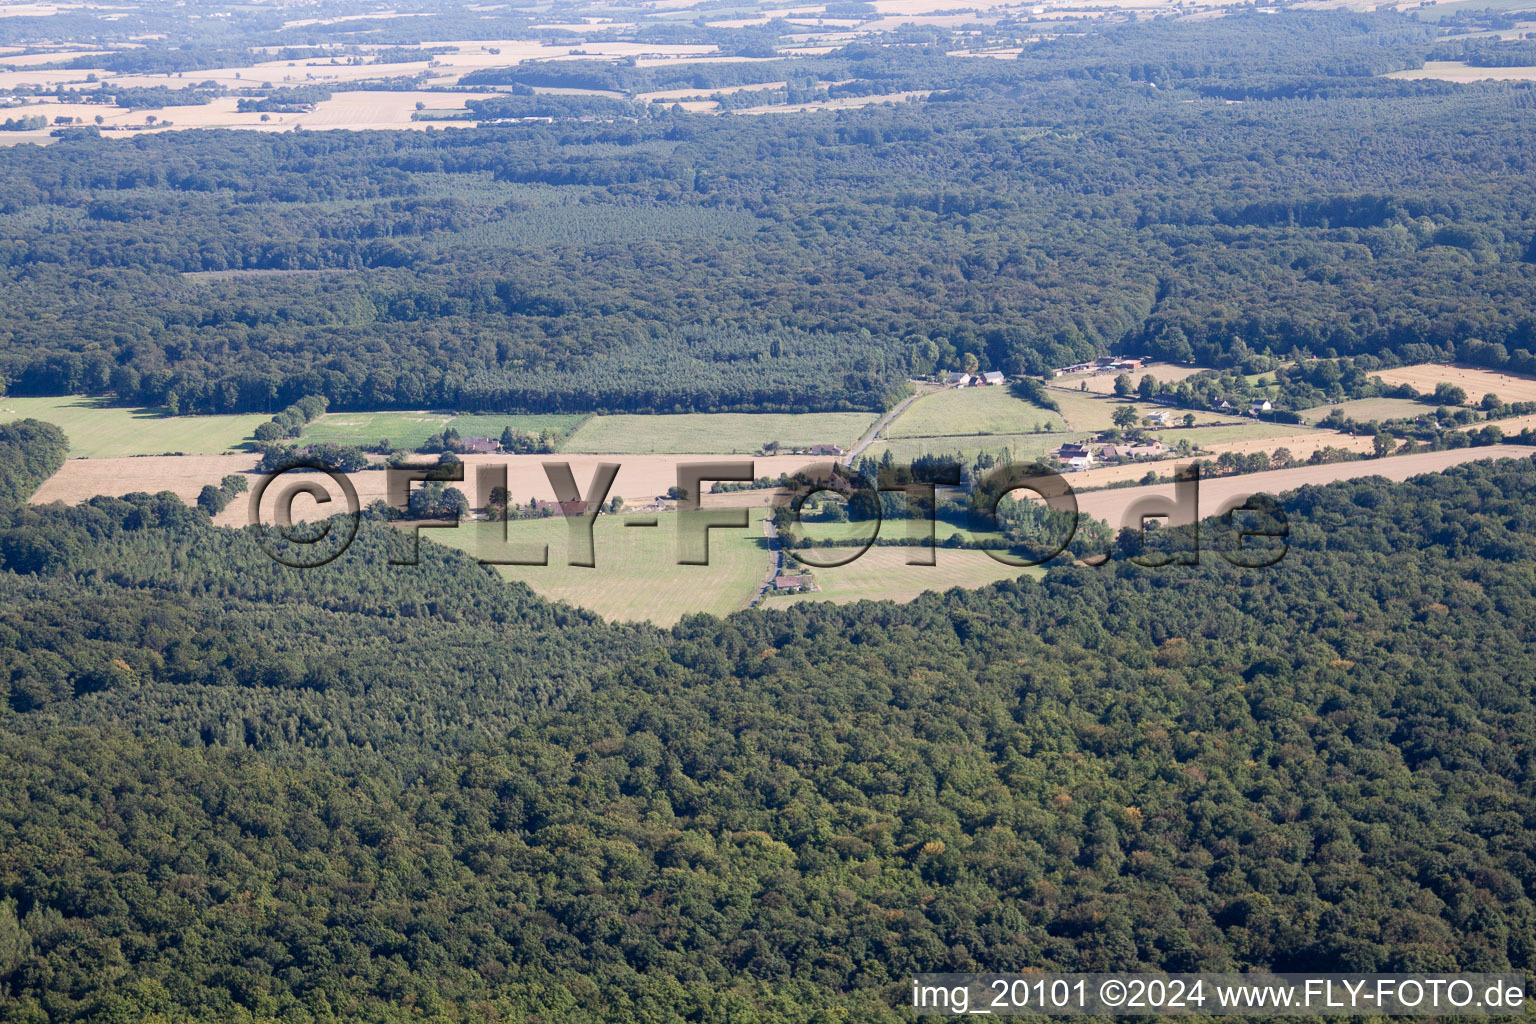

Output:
xmin=1052 ymin=439 xmax=1170 ymax=471
xmin=946 ymin=370 xmax=1008 ymax=387
xmin=1054 ymin=356 xmax=1145 ymax=376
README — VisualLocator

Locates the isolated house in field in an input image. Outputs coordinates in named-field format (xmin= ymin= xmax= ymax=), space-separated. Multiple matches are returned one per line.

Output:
xmin=980 ymin=370 xmax=1006 ymax=386
xmin=809 ymin=443 xmax=845 ymax=457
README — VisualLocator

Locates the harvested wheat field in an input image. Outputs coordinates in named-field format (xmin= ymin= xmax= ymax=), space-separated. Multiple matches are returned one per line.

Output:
xmin=0 ymin=49 xmax=111 ymax=66
xmin=31 ymin=454 xmax=259 ymax=511
xmin=1372 ymin=364 xmax=1536 ymax=405
xmin=734 ymin=90 xmax=930 ymax=114
xmin=286 ymin=91 xmax=493 ymax=131
xmin=0 ymin=91 xmax=492 ymax=140
xmin=1468 ymin=412 xmax=1536 ymax=435
xmin=1385 ymin=61 xmax=1536 ymax=82
xmin=29 ymin=451 xmax=828 ymax=528
xmin=1192 ymin=429 xmax=1377 ymax=460
xmin=1074 ymin=445 xmax=1532 ymax=533
xmin=0 ymin=68 xmax=107 ymax=91
xmin=1062 ymin=431 xmax=1377 ymax=490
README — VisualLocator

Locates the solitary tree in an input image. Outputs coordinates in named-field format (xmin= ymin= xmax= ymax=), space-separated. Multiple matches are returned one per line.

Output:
xmin=197 ymin=485 xmax=224 ymax=517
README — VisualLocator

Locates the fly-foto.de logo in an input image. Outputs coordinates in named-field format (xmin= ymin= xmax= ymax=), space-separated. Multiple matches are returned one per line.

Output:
xmin=250 ymin=459 xmax=1288 ymax=571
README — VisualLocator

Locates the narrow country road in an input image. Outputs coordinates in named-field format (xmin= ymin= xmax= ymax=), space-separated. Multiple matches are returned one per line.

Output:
xmin=843 ymin=382 xmax=944 ymax=464
xmin=747 ymin=513 xmax=784 ymax=609
xmin=750 ymin=380 xmax=940 ymax=607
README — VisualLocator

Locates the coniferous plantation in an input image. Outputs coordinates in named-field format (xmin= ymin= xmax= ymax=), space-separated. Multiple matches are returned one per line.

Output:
xmin=4 ymin=2 xmax=1536 ymax=1021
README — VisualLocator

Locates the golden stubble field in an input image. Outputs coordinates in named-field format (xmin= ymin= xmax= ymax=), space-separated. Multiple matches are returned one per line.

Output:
xmin=1386 ymin=61 xmax=1536 ymax=83
xmin=1074 ymin=445 xmax=1533 ymax=532
xmin=0 ymin=90 xmax=495 ymax=139
xmin=1045 ymin=431 xmax=1375 ymax=490
xmin=1370 ymin=364 xmax=1536 ymax=405
xmin=29 ymin=452 xmax=832 ymax=528
xmin=0 ymin=37 xmax=734 ymax=138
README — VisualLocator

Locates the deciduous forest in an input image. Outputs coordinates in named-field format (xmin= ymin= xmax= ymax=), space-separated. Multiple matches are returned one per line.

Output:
xmin=4 ymin=5 xmax=1536 ymax=1021
xmin=3 ymin=419 xmax=1536 ymax=1020
xmin=1 ymin=15 xmax=1533 ymax=414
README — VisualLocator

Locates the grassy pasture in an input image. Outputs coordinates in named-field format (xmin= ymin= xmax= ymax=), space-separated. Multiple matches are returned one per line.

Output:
xmin=562 ymin=412 xmax=879 ymax=454
xmin=1149 ymin=420 xmax=1320 ymax=447
xmin=886 ymin=385 xmax=1062 ymax=437
xmin=1043 ymin=389 xmax=1137 ymax=432
xmin=778 ymin=544 xmax=1044 ymax=607
xmin=0 ymin=396 xmax=267 ymax=458
xmin=301 ymin=412 xmax=455 ymax=451
xmin=448 ymin=413 xmax=588 ymax=442
xmin=865 ymin=433 xmax=1067 ymax=467
xmin=1298 ymin=398 xmax=1431 ymax=424
xmin=426 ymin=509 xmax=771 ymax=626
xmin=787 ymin=514 xmax=1033 ymax=555
xmin=302 ymin=410 xmax=586 ymax=452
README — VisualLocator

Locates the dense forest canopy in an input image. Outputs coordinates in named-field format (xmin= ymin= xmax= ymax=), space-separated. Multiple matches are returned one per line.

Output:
xmin=4 ymin=7 xmax=1536 ymax=1020
xmin=0 ymin=420 xmax=66 ymax=511
xmin=0 ymin=13 xmax=1532 ymax=414
xmin=2 ymin=404 xmax=1536 ymax=1018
